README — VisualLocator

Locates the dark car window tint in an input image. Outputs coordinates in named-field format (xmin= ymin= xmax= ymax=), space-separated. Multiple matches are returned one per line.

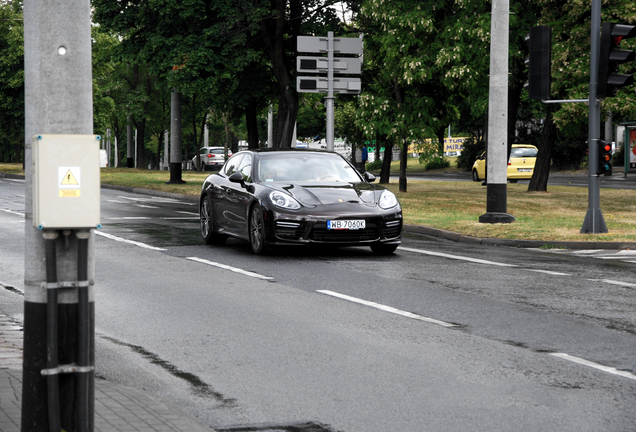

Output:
xmin=224 ymin=154 xmax=244 ymax=176
xmin=199 ymin=148 xmax=207 ymax=154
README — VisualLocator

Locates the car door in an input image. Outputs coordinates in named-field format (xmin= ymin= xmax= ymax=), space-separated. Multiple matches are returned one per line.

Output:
xmin=217 ymin=154 xmax=247 ymax=235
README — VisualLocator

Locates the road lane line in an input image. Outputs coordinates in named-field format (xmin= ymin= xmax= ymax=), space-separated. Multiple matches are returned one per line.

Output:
xmin=317 ymin=290 xmax=457 ymax=328
xmin=1 ymin=209 xmax=24 ymax=217
xmin=589 ymin=279 xmax=636 ymax=289
xmin=95 ymin=231 xmax=167 ymax=251
xmin=550 ymin=353 xmax=636 ymax=381
xmin=525 ymin=269 xmax=571 ymax=276
xmin=399 ymin=246 xmax=517 ymax=267
xmin=187 ymin=257 xmax=274 ymax=281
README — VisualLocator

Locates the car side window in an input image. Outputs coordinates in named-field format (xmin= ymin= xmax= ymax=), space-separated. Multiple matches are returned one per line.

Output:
xmin=238 ymin=154 xmax=252 ymax=182
xmin=223 ymin=154 xmax=244 ymax=176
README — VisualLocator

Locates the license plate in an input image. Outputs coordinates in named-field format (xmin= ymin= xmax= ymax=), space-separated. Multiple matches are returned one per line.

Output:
xmin=518 ymin=168 xmax=532 ymax=172
xmin=327 ymin=220 xmax=365 ymax=230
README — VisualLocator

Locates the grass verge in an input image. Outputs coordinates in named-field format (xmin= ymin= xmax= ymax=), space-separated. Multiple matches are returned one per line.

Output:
xmin=2 ymin=163 xmax=635 ymax=243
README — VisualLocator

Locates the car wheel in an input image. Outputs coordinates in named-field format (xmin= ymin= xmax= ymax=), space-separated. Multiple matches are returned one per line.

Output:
xmin=249 ymin=204 xmax=268 ymax=255
xmin=472 ymin=169 xmax=480 ymax=182
xmin=509 ymin=179 xmax=518 ymax=183
xmin=200 ymin=196 xmax=227 ymax=245
xmin=370 ymin=243 xmax=398 ymax=255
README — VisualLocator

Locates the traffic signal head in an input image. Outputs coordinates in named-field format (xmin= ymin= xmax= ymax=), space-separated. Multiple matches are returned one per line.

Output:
xmin=598 ymin=22 xmax=636 ymax=98
xmin=598 ymin=141 xmax=612 ymax=175
xmin=527 ymin=26 xmax=552 ymax=100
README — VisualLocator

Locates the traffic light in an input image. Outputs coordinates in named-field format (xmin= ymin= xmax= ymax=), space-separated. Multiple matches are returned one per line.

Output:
xmin=527 ymin=26 xmax=552 ymax=100
xmin=598 ymin=22 xmax=636 ymax=98
xmin=598 ymin=141 xmax=612 ymax=175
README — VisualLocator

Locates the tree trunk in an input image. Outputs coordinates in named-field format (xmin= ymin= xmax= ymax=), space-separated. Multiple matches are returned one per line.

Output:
xmin=399 ymin=138 xmax=408 ymax=192
xmin=528 ymin=104 xmax=556 ymax=192
xmin=380 ymin=139 xmax=393 ymax=184
xmin=246 ymin=96 xmax=259 ymax=149
xmin=135 ymin=119 xmax=146 ymax=169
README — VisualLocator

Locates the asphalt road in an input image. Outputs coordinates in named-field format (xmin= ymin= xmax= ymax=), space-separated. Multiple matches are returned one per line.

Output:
xmin=1 ymin=178 xmax=635 ymax=431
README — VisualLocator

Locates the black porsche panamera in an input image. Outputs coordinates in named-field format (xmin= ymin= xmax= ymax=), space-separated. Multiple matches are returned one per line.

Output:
xmin=198 ymin=148 xmax=403 ymax=255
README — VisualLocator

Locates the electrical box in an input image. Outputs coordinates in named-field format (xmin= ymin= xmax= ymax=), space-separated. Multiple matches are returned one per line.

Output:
xmin=32 ymin=134 xmax=101 ymax=229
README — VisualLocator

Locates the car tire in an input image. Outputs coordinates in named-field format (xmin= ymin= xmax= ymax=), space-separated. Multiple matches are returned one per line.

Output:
xmin=472 ymin=169 xmax=480 ymax=182
xmin=370 ymin=243 xmax=398 ymax=255
xmin=249 ymin=204 xmax=268 ymax=255
xmin=509 ymin=179 xmax=518 ymax=183
xmin=200 ymin=196 xmax=227 ymax=245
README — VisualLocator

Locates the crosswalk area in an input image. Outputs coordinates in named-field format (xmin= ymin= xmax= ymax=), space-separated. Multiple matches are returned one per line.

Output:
xmin=543 ymin=248 xmax=636 ymax=264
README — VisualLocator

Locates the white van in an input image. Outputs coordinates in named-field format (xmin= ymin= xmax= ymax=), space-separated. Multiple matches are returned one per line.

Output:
xmin=100 ymin=149 xmax=108 ymax=168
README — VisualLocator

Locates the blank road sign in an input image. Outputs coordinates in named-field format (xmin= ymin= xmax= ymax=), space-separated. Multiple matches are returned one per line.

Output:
xmin=297 ymin=77 xmax=361 ymax=94
xmin=296 ymin=56 xmax=362 ymax=74
xmin=297 ymin=36 xmax=362 ymax=55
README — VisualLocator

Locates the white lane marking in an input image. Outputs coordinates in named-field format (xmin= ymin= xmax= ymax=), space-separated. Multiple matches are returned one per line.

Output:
xmin=187 ymin=257 xmax=274 ymax=281
xmin=1 ymin=209 xmax=24 ymax=217
xmin=399 ymin=246 xmax=517 ymax=267
xmin=106 ymin=200 xmax=128 ymax=204
xmin=133 ymin=204 xmax=159 ymax=209
xmin=3 ymin=178 xmax=24 ymax=183
xmin=589 ymin=279 xmax=636 ymax=289
xmin=160 ymin=217 xmax=199 ymax=220
xmin=95 ymin=231 xmax=167 ymax=251
xmin=317 ymin=290 xmax=457 ymax=328
xmin=526 ymin=269 xmax=571 ymax=276
xmin=176 ymin=211 xmax=199 ymax=216
xmin=550 ymin=353 xmax=636 ymax=381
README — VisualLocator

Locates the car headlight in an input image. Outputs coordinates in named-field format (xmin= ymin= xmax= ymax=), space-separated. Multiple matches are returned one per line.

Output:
xmin=270 ymin=191 xmax=301 ymax=210
xmin=378 ymin=190 xmax=398 ymax=209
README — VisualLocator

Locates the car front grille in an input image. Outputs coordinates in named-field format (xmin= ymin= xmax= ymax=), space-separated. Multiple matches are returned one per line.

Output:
xmin=383 ymin=219 xmax=402 ymax=239
xmin=274 ymin=221 xmax=306 ymax=240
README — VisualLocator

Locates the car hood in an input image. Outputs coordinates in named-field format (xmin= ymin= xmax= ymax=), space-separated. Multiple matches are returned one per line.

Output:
xmin=268 ymin=182 xmax=385 ymax=207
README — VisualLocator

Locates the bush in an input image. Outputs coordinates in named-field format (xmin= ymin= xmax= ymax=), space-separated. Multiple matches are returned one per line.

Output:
xmin=365 ymin=159 xmax=383 ymax=171
xmin=425 ymin=157 xmax=450 ymax=170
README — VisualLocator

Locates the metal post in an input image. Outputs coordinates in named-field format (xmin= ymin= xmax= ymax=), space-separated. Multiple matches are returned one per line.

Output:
xmin=268 ymin=105 xmax=274 ymax=148
xmin=479 ymin=0 xmax=515 ymax=224
xmin=23 ymin=0 xmax=95 ymax=429
xmin=325 ymin=31 xmax=335 ymax=152
xmin=581 ymin=0 xmax=608 ymax=233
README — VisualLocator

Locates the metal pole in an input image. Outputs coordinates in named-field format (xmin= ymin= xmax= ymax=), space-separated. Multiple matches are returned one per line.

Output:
xmin=126 ymin=116 xmax=133 ymax=168
xmin=581 ymin=0 xmax=608 ymax=233
xmin=479 ymin=0 xmax=515 ymax=224
xmin=23 ymin=0 xmax=95 ymax=429
xmin=268 ymin=105 xmax=274 ymax=148
xmin=325 ymin=31 xmax=335 ymax=152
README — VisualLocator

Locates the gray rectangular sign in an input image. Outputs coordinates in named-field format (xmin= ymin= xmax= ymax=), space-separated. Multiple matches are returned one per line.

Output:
xmin=296 ymin=77 xmax=361 ymax=94
xmin=296 ymin=56 xmax=362 ymax=74
xmin=297 ymin=35 xmax=362 ymax=55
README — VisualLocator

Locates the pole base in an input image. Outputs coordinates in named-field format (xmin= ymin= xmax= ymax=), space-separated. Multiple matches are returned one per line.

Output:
xmin=166 ymin=162 xmax=186 ymax=184
xmin=126 ymin=158 xmax=134 ymax=168
xmin=479 ymin=212 xmax=516 ymax=224
xmin=580 ymin=208 xmax=608 ymax=233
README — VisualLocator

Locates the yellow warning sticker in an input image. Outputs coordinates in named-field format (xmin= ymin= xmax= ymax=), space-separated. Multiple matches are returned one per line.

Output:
xmin=59 ymin=189 xmax=81 ymax=198
xmin=61 ymin=169 xmax=79 ymax=186
xmin=58 ymin=167 xmax=81 ymax=197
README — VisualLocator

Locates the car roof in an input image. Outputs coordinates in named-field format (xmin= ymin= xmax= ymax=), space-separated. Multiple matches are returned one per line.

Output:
xmin=511 ymin=144 xmax=538 ymax=149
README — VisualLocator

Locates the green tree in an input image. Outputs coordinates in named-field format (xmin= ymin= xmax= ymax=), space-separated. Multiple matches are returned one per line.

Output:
xmin=0 ymin=1 xmax=23 ymax=163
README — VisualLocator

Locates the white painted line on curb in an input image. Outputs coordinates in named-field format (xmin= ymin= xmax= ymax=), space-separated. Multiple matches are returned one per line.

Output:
xmin=187 ymin=257 xmax=274 ymax=281
xmin=399 ymin=246 xmax=518 ymax=267
xmin=317 ymin=290 xmax=457 ymax=328
xmin=95 ymin=231 xmax=167 ymax=251
xmin=550 ymin=353 xmax=636 ymax=381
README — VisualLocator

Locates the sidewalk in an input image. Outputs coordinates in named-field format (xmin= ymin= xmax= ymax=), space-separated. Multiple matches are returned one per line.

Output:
xmin=0 ymin=315 xmax=214 ymax=431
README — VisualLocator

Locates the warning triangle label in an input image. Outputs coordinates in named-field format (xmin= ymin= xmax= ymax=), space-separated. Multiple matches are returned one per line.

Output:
xmin=61 ymin=169 xmax=79 ymax=186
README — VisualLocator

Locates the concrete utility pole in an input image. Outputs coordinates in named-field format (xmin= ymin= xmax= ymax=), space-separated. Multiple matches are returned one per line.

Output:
xmin=23 ymin=0 xmax=95 ymax=430
xmin=167 ymin=89 xmax=185 ymax=184
xmin=480 ymin=0 xmax=515 ymax=224
xmin=127 ymin=116 xmax=134 ymax=168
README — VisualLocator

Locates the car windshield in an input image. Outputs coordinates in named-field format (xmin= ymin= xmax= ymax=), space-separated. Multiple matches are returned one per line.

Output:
xmin=257 ymin=153 xmax=362 ymax=183
xmin=510 ymin=147 xmax=538 ymax=158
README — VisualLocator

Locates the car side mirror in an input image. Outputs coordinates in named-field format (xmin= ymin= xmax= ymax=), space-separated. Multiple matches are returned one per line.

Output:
xmin=364 ymin=172 xmax=376 ymax=183
xmin=228 ymin=172 xmax=255 ymax=193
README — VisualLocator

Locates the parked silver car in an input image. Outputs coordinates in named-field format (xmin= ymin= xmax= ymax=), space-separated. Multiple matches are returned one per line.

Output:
xmin=197 ymin=146 xmax=232 ymax=171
